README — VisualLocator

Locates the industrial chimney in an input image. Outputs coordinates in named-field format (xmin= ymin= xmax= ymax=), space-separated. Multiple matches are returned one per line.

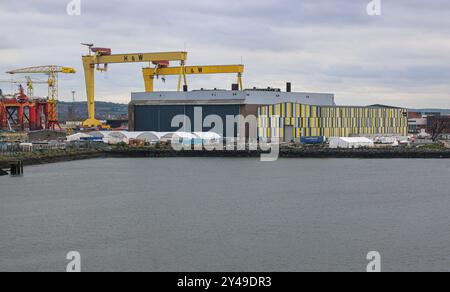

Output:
xmin=286 ymin=82 xmax=292 ymax=93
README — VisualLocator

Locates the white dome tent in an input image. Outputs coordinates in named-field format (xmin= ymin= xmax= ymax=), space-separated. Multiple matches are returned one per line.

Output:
xmin=67 ymin=133 xmax=92 ymax=142
xmin=74 ymin=131 xmax=224 ymax=145
xmin=88 ymin=131 xmax=113 ymax=143
xmin=161 ymin=132 xmax=198 ymax=144
xmin=107 ymin=131 xmax=145 ymax=144
xmin=136 ymin=132 xmax=168 ymax=144
xmin=193 ymin=132 xmax=222 ymax=145
xmin=193 ymin=132 xmax=222 ymax=140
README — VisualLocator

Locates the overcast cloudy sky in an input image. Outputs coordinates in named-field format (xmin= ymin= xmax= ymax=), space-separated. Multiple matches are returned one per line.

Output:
xmin=0 ymin=0 xmax=449 ymax=108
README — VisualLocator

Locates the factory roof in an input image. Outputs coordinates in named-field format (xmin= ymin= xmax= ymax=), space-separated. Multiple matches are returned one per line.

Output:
xmin=131 ymin=89 xmax=335 ymax=106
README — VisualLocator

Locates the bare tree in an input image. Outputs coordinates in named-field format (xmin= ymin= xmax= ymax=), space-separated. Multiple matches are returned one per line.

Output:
xmin=430 ymin=118 xmax=450 ymax=141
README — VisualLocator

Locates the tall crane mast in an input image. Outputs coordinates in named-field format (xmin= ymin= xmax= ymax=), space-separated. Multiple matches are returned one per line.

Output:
xmin=7 ymin=65 xmax=77 ymax=130
xmin=81 ymin=44 xmax=188 ymax=128
xmin=142 ymin=64 xmax=245 ymax=92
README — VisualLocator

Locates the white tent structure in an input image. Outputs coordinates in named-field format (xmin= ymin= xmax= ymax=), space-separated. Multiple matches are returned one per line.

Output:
xmin=107 ymin=131 xmax=145 ymax=144
xmin=136 ymin=132 xmax=168 ymax=144
xmin=88 ymin=131 xmax=113 ymax=143
xmin=329 ymin=137 xmax=374 ymax=149
xmin=193 ymin=132 xmax=222 ymax=145
xmin=88 ymin=131 xmax=111 ymax=138
xmin=67 ymin=133 xmax=92 ymax=142
xmin=83 ymin=131 xmax=224 ymax=145
xmin=193 ymin=132 xmax=222 ymax=140
xmin=161 ymin=132 xmax=198 ymax=144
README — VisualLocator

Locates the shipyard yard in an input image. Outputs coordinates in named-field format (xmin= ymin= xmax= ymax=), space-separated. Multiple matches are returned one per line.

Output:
xmin=1 ymin=0 xmax=450 ymax=277
xmin=1 ymin=158 xmax=450 ymax=272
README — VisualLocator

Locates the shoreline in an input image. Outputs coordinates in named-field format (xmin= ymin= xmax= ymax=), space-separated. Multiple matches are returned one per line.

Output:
xmin=0 ymin=150 xmax=107 ymax=169
xmin=108 ymin=148 xmax=450 ymax=159
xmin=2 ymin=147 xmax=450 ymax=170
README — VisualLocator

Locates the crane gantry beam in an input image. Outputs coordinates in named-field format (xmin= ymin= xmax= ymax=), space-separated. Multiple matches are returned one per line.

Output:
xmin=7 ymin=66 xmax=76 ymax=75
xmin=142 ymin=64 xmax=245 ymax=92
xmin=81 ymin=44 xmax=188 ymax=128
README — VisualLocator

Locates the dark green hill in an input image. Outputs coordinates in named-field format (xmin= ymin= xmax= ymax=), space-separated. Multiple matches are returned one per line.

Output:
xmin=58 ymin=101 xmax=128 ymax=121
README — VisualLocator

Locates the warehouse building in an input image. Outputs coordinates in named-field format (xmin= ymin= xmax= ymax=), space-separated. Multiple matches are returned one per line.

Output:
xmin=258 ymin=103 xmax=408 ymax=142
xmin=129 ymin=84 xmax=408 ymax=141
xmin=129 ymin=86 xmax=335 ymax=138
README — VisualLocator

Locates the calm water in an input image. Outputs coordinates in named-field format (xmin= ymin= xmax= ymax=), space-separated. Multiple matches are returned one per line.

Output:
xmin=1 ymin=158 xmax=449 ymax=272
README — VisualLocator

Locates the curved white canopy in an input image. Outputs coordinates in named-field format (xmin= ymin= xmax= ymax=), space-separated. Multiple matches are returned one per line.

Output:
xmin=88 ymin=131 xmax=112 ymax=138
xmin=108 ymin=131 xmax=145 ymax=140
xmin=136 ymin=132 xmax=167 ymax=142
xmin=89 ymin=131 xmax=224 ymax=144
xmin=67 ymin=133 xmax=91 ymax=142
xmin=193 ymin=132 xmax=222 ymax=140
xmin=162 ymin=132 xmax=198 ymax=140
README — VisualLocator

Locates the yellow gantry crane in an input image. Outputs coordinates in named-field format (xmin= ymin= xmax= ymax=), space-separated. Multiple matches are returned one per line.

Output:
xmin=142 ymin=64 xmax=245 ymax=92
xmin=81 ymin=44 xmax=188 ymax=128
xmin=6 ymin=66 xmax=76 ymax=129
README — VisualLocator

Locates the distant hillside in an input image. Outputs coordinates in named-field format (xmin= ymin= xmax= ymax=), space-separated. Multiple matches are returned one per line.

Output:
xmin=58 ymin=101 xmax=128 ymax=121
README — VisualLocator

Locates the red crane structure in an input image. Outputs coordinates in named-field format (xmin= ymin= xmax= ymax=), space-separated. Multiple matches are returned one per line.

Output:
xmin=5 ymin=65 xmax=76 ymax=131
xmin=0 ymin=84 xmax=52 ymax=132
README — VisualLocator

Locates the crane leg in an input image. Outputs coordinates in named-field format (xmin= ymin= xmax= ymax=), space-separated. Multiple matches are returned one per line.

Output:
xmin=82 ymin=56 xmax=103 ymax=128
xmin=144 ymin=74 xmax=154 ymax=92
xmin=238 ymin=73 xmax=244 ymax=90
xmin=177 ymin=61 xmax=186 ymax=92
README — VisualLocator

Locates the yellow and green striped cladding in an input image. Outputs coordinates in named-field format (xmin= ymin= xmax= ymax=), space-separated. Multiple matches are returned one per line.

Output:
xmin=257 ymin=103 xmax=408 ymax=140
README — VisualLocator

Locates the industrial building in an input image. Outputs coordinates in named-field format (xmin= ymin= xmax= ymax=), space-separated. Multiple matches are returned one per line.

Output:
xmin=129 ymin=85 xmax=335 ymax=138
xmin=129 ymin=82 xmax=408 ymax=141
xmin=258 ymin=103 xmax=408 ymax=142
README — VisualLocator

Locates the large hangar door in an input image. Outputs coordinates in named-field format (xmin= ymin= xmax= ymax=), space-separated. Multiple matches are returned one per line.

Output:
xmin=135 ymin=105 xmax=159 ymax=131
xmin=159 ymin=105 xmax=186 ymax=132
xmin=186 ymin=105 xmax=240 ymax=137
xmin=134 ymin=104 xmax=241 ymax=137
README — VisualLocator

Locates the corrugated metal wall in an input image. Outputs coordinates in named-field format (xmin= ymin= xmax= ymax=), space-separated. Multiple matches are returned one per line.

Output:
xmin=258 ymin=103 xmax=408 ymax=140
xmin=134 ymin=105 xmax=240 ymax=137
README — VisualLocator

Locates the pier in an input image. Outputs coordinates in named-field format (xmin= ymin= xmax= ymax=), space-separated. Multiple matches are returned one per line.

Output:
xmin=0 ymin=160 xmax=24 ymax=176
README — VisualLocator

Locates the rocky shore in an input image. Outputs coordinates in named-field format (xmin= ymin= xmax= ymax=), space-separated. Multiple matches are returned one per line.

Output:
xmin=2 ymin=147 xmax=450 ymax=172
xmin=0 ymin=150 xmax=106 ymax=170
xmin=108 ymin=147 xmax=450 ymax=159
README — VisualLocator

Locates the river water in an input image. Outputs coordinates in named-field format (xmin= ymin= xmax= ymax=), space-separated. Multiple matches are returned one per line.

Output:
xmin=1 ymin=158 xmax=449 ymax=272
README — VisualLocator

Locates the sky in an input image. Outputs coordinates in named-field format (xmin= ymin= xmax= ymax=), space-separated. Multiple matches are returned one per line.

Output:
xmin=0 ymin=0 xmax=449 ymax=108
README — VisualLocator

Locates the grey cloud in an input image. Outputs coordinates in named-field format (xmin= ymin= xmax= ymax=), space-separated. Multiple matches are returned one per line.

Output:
xmin=0 ymin=0 xmax=449 ymax=108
